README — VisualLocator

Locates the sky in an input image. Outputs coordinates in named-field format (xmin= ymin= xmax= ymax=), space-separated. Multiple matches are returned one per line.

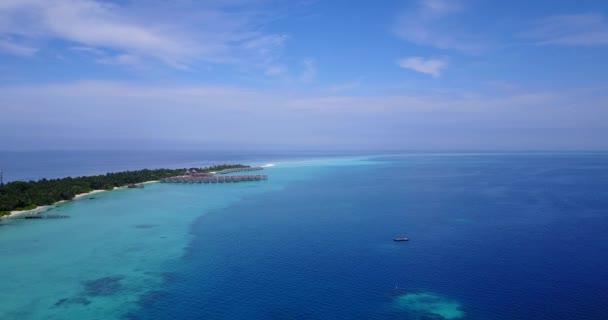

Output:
xmin=1 ymin=0 xmax=608 ymax=151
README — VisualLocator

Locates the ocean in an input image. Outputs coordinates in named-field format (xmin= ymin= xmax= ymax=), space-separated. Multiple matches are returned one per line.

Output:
xmin=1 ymin=152 xmax=607 ymax=319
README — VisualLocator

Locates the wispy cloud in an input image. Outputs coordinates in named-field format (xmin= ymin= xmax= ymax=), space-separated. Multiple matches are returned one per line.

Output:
xmin=327 ymin=78 xmax=363 ymax=93
xmin=300 ymin=59 xmax=317 ymax=82
xmin=525 ymin=13 xmax=608 ymax=46
xmin=264 ymin=65 xmax=288 ymax=76
xmin=97 ymin=53 xmax=143 ymax=68
xmin=0 ymin=38 xmax=37 ymax=56
xmin=419 ymin=0 xmax=462 ymax=16
xmin=486 ymin=80 xmax=526 ymax=93
xmin=240 ymin=34 xmax=290 ymax=76
xmin=398 ymin=57 xmax=447 ymax=77
xmin=1 ymin=81 xmax=606 ymax=150
xmin=393 ymin=0 xmax=487 ymax=54
xmin=0 ymin=0 xmax=289 ymax=70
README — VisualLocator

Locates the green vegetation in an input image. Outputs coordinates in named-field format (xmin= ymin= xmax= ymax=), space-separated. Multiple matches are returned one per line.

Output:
xmin=0 ymin=164 xmax=247 ymax=213
xmin=14 ymin=204 xmax=38 ymax=211
xmin=0 ymin=211 xmax=10 ymax=217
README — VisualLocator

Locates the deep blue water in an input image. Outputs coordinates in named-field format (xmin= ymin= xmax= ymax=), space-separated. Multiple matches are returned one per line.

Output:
xmin=122 ymin=154 xmax=608 ymax=319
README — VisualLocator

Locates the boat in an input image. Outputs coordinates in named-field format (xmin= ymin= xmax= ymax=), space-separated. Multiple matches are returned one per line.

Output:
xmin=393 ymin=237 xmax=409 ymax=242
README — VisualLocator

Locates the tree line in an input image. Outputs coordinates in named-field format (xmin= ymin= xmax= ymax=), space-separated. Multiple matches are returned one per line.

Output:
xmin=0 ymin=164 xmax=247 ymax=215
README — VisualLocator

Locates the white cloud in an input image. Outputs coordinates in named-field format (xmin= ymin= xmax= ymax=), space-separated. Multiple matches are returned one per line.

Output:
xmin=525 ymin=13 xmax=608 ymax=46
xmin=398 ymin=57 xmax=447 ymax=77
xmin=0 ymin=0 xmax=289 ymax=69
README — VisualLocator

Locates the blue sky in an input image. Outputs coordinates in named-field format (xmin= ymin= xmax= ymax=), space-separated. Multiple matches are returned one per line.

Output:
xmin=1 ymin=0 xmax=607 ymax=151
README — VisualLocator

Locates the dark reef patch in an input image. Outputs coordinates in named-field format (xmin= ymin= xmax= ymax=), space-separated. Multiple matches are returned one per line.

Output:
xmin=83 ymin=275 xmax=124 ymax=296
xmin=53 ymin=296 xmax=91 ymax=307
xmin=54 ymin=298 xmax=68 ymax=307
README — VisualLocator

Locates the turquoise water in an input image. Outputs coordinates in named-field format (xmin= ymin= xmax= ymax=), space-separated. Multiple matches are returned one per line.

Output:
xmin=1 ymin=154 xmax=608 ymax=319
xmin=0 ymin=156 xmax=362 ymax=319
xmin=0 ymin=182 xmax=264 ymax=319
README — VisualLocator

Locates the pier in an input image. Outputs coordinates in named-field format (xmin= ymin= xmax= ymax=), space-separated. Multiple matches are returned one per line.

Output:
xmin=160 ymin=174 xmax=268 ymax=184
xmin=161 ymin=166 xmax=268 ymax=184
xmin=216 ymin=167 xmax=264 ymax=174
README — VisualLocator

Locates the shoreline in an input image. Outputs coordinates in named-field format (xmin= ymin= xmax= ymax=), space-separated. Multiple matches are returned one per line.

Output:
xmin=1 ymin=180 xmax=159 ymax=220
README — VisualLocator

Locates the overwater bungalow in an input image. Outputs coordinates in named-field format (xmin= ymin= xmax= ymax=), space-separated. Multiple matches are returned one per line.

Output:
xmin=160 ymin=174 xmax=267 ymax=184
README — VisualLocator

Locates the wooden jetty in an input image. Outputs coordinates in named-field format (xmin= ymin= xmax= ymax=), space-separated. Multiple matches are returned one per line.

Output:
xmin=216 ymin=167 xmax=264 ymax=174
xmin=160 ymin=174 xmax=268 ymax=184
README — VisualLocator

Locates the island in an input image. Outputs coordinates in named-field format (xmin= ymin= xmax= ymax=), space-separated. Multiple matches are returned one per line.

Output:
xmin=0 ymin=164 xmax=249 ymax=217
